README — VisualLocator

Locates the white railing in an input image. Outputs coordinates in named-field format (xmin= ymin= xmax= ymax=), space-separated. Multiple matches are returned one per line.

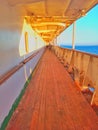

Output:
xmin=52 ymin=46 xmax=98 ymax=106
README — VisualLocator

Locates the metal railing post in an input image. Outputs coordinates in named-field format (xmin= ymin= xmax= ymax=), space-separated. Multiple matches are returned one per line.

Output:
xmin=72 ymin=22 xmax=76 ymax=49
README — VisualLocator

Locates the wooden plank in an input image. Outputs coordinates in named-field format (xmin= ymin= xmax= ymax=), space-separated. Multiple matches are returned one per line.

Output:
xmin=6 ymin=49 xmax=98 ymax=130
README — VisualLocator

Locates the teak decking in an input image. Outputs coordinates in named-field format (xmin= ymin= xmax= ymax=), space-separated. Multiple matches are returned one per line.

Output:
xmin=6 ymin=49 xmax=98 ymax=130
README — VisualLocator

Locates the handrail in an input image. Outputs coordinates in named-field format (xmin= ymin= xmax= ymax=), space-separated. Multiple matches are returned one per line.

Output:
xmin=22 ymin=51 xmax=39 ymax=64
xmin=0 ymin=50 xmax=40 ymax=85
xmin=52 ymin=46 xmax=98 ymax=106
xmin=60 ymin=46 xmax=98 ymax=58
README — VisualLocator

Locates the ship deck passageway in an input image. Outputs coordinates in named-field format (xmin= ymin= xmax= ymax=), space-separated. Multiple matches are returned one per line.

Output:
xmin=6 ymin=49 xmax=98 ymax=130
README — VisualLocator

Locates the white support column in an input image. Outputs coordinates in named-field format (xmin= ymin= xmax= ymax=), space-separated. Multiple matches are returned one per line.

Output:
xmin=53 ymin=38 xmax=57 ymax=46
xmin=34 ymin=32 xmax=37 ymax=49
xmin=35 ymin=37 xmax=37 ymax=49
xmin=72 ymin=22 xmax=76 ymax=49
xmin=56 ymin=37 xmax=57 ymax=46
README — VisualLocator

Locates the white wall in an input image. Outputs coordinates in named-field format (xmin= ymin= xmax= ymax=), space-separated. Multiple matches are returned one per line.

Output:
xmin=0 ymin=48 xmax=45 ymax=127
xmin=0 ymin=1 xmax=45 ymax=77
xmin=0 ymin=1 xmax=46 ymax=127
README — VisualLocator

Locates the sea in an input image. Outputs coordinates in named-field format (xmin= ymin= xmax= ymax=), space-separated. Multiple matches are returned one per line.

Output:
xmin=60 ymin=45 xmax=98 ymax=55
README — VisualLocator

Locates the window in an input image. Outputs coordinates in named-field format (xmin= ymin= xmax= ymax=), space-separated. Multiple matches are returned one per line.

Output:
xmin=25 ymin=32 xmax=29 ymax=53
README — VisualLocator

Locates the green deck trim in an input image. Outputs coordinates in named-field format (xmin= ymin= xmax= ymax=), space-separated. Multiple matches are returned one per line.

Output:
xmin=0 ymin=49 xmax=45 ymax=130
xmin=0 ymin=50 xmax=45 ymax=130
xmin=0 ymin=74 xmax=32 ymax=130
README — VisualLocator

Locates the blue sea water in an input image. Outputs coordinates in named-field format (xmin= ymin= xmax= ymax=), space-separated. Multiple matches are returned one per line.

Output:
xmin=60 ymin=45 xmax=98 ymax=55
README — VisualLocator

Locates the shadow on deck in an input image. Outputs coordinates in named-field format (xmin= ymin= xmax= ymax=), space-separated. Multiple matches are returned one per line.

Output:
xmin=6 ymin=49 xmax=98 ymax=130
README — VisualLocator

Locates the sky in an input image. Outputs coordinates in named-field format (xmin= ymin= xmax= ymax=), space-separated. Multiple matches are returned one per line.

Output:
xmin=57 ymin=4 xmax=98 ymax=46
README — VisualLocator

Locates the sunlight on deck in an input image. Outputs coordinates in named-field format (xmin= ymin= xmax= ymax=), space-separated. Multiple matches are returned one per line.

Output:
xmin=6 ymin=49 xmax=98 ymax=130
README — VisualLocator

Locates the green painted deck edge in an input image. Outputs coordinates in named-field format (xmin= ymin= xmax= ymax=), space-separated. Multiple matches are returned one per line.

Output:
xmin=0 ymin=74 xmax=32 ymax=130
xmin=0 ymin=48 xmax=45 ymax=130
xmin=0 ymin=65 xmax=39 ymax=130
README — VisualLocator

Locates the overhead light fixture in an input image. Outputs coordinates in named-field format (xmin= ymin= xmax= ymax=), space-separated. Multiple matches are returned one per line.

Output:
xmin=81 ymin=9 xmax=86 ymax=16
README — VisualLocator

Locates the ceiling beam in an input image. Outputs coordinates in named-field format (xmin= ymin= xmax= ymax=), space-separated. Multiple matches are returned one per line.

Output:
xmin=32 ymin=22 xmax=66 ymax=27
xmin=63 ymin=0 xmax=72 ymax=16
xmin=35 ymin=29 xmax=56 ymax=33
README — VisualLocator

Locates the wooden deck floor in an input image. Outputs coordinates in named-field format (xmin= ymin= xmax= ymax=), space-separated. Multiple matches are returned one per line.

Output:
xmin=6 ymin=49 xmax=98 ymax=130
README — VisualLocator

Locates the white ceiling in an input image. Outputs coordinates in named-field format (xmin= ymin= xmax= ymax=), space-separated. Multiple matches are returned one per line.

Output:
xmin=6 ymin=0 xmax=98 ymax=42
